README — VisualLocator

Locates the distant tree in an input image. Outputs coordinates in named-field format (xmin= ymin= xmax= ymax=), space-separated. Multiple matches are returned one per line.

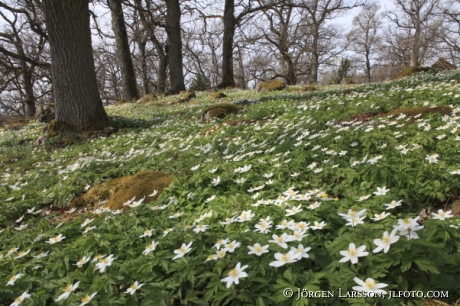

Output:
xmin=438 ymin=0 xmax=460 ymax=64
xmin=164 ymin=0 xmax=185 ymax=94
xmin=295 ymin=0 xmax=366 ymax=83
xmin=218 ymin=0 xmax=279 ymax=88
xmin=41 ymin=0 xmax=107 ymax=130
xmin=108 ymin=0 xmax=139 ymax=100
xmin=188 ymin=73 xmax=209 ymax=91
xmin=132 ymin=0 xmax=169 ymax=94
xmin=257 ymin=0 xmax=308 ymax=85
xmin=347 ymin=2 xmax=383 ymax=83
xmin=387 ymin=0 xmax=440 ymax=67
xmin=0 ymin=0 xmax=50 ymax=117
xmin=334 ymin=57 xmax=351 ymax=84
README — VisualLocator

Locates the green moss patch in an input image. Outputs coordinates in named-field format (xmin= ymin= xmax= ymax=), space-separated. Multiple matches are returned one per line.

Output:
xmin=210 ymin=92 xmax=227 ymax=100
xmin=200 ymin=103 xmax=241 ymax=122
xmin=136 ymin=94 xmax=157 ymax=104
xmin=256 ymin=79 xmax=286 ymax=92
xmin=71 ymin=171 xmax=175 ymax=210
xmin=178 ymin=91 xmax=196 ymax=103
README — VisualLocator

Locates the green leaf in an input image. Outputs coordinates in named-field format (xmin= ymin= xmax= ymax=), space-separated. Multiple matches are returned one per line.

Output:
xmin=413 ymin=257 xmax=440 ymax=274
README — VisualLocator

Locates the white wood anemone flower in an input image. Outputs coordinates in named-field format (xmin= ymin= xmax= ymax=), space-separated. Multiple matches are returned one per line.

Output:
xmin=11 ymin=291 xmax=31 ymax=306
xmin=46 ymin=234 xmax=65 ymax=244
xmin=373 ymin=229 xmax=400 ymax=254
xmin=95 ymin=254 xmax=116 ymax=273
xmin=352 ymin=277 xmax=388 ymax=294
xmin=221 ymin=262 xmax=248 ymax=288
xmin=125 ymin=281 xmax=144 ymax=295
xmin=172 ymin=242 xmax=193 ymax=260
xmin=339 ymin=243 xmax=369 ymax=264
xmin=79 ymin=292 xmax=97 ymax=306
xmin=55 ymin=281 xmax=80 ymax=302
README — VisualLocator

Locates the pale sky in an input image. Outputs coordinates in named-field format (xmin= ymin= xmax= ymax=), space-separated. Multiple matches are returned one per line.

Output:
xmin=333 ymin=0 xmax=395 ymax=30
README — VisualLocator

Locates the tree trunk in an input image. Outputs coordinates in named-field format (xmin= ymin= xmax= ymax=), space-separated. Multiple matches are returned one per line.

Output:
xmin=310 ymin=25 xmax=319 ymax=83
xmin=365 ymin=49 xmax=372 ymax=83
xmin=219 ymin=0 xmax=236 ymax=88
xmin=165 ymin=0 xmax=185 ymax=94
xmin=283 ymin=54 xmax=296 ymax=85
xmin=42 ymin=0 xmax=107 ymax=130
xmin=151 ymin=36 xmax=168 ymax=94
xmin=22 ymin=65 xmax=36 ymax=118
xmin=138 ymin=39 xmax=150 ymax=95
xmin=411 ymin=24 xmax=421 ymax=67
xmin=108 ymin=0 xmax=139 ymax=100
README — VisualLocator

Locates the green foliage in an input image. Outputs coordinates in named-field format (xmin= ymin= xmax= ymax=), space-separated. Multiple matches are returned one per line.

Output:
xmin=189 ymin=74 xmax=209 ymax=91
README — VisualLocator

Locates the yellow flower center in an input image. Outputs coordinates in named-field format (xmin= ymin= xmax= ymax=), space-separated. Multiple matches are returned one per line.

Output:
xmin=130 ymin=284 xmax=137 ymax=290
xmin=81 ymin=295 xmax=91 ymax=303
xmin=365 ymin=279 xmax=376 ymax=290
xmin=254 ymin=246 xmax=262 ymax=252
xmin=17 ymin=252 xmax=26 ymax=257
xmin=281 ymin=253 xmax=289 ymax=262
xmin=348 ymin=249 xmax=357 ymax=256
xmin=381 ymin=236 xmax=390 ymax=244
xmin=63 ymin=285 xmax=72 ymax=293
xmin=228 ymin=268 xmax=238 ymax=277
xmin=9 ymin=275 xmax=17 ymax=281
xmin=14 ymin=297 xmax=22 ymax=303
xmin=101 ymin=257 xmax=109 ymax=264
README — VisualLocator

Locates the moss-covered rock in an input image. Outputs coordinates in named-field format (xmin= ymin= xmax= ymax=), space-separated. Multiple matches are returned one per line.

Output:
xmin=210 ymin=92 xmax=227 ymax=100
xmin=71 ymin=171 xmax=175 ymax=210
xmin=301 ymin=86 xmax=317 ymax=92
xmin=178 ymin=91 xmax=196 ymax=103
xmin=200 ymin=103 xmax=241 ymax=122
xmin=136 ymin=94 xmax=157 ymax=104
xmin=391 ymin=66 xmax=432 ymax=80
xmin=256 ymin=79 xmax=286 ymax=92
xmin=113 ymin=100 xmax=129 ymax=106
xmin=382 ymin=106 xmax=452 ymax=118
xmin=341 ymin=89 xmax=358 ymax=96
xmin=431 ymin=58 xmax=456 ymax=70
xmin=36 ymin=103 xmax=56 ymax=123
xmin=341 ymin=77 xmax=355 ymax=85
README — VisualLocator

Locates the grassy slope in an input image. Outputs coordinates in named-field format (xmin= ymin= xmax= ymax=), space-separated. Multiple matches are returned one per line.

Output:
xmin=0 ymin=70 xmax=460 ymax=305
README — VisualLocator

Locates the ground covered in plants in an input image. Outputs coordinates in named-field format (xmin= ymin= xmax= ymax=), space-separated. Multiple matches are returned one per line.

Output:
xmin=1 ymin=70 xmax=460 ymax=306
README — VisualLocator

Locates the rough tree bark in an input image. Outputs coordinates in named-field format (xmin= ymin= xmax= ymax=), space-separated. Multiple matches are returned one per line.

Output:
xmin=219 ymin=0 xmax=236 ymax=88
xmin=165 ymin=0 xmax=185 ymax=94
xmin=108 ymin=0 xmax=139 ymax=100
xmin=42 ymin=0 xmax=107 ymax=130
